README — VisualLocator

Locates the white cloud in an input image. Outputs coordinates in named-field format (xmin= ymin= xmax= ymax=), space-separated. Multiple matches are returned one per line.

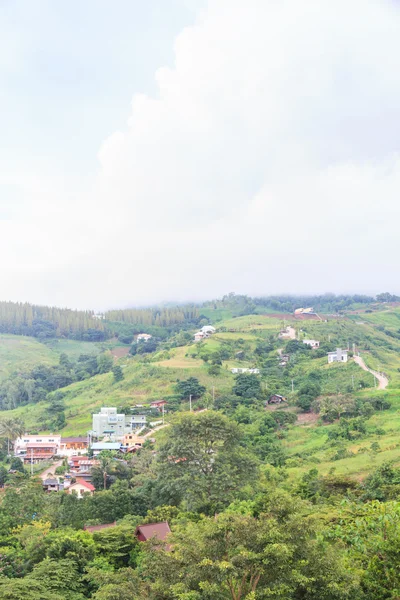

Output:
xmin=2 ymin=0 xmax=400 ymax=308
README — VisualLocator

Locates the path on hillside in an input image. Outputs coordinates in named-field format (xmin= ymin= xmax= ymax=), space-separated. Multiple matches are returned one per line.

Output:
xmin=354 ymin=355 xmax=389 ymax=390
xmin=38 ymin=460 xmax=63 ymax=481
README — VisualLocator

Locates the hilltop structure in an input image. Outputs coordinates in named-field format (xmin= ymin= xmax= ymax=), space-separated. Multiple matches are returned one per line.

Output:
xmin=328 ymin=348 xmax=348 ymax=363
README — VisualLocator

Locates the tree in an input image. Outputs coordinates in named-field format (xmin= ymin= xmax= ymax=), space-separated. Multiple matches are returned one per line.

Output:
xmin=0 ymin=417 xmax=25 ymax=454
xmin=143 ymin=507 xmax=358 ymax=600
xmin=91 ymin=453 xmax=115 ymax=490
xmin=112 ymin=365 xmax=124 ymax=383
xmin=0 ymin=579 xmax=64 ymax=600
xmin=27 ymin=558 xmax=85 ymax=600
xmin=157 ymin=411 xmax=257 ymax=512
xmin=175 ymin=377 xmax=206 ymax=400
xmin=232 ymin=373 xmax=261 ymax=399
xmin=97 ymin=353 xmax=113 ymax=374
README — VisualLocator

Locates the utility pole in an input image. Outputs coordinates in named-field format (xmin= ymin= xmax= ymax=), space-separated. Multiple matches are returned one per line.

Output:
xmin=162 ymin=403 xmax=165 ymax=425
xmin=31 ymin=447 xmax=34 ymax=477
xmin=291 ymin=379 xmax=294 ymax=393
xmin=189 ymin=394 xmax=192 ymax=412
xmin=351 ymin=375 xmax=354 ymax=389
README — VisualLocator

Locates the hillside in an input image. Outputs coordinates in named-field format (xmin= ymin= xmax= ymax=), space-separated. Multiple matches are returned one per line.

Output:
xmin=1 ymin=298 xmax=400 ymax=481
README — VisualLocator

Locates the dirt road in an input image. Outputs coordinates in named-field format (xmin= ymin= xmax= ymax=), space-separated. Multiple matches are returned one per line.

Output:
xmin=354 ymin=355 xmax=389 ymax=390
xmin=37 ymin=460 xmax=63 ymax=481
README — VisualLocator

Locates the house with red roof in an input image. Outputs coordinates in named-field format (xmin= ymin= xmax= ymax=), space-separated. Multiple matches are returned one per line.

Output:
xmin=135 ymin=521 xmax=171 ymax=543
xmin=67 ymin=480 xmax=95 ymax=497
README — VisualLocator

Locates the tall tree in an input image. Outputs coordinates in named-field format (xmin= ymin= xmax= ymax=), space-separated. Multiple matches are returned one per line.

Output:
xmin=157 ymin=411 xmax=257 ymax=512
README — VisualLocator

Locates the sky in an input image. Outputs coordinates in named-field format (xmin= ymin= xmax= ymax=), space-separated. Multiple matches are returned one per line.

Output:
xmin=1 ymin=0 xmax=400 ymax=310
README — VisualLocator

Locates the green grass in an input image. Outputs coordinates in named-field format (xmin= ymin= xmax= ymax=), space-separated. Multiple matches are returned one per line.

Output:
xmin=0 ymin=334 xmax=102 ymax=382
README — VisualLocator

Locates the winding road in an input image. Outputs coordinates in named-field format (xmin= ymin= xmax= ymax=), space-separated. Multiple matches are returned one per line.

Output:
xmin=354 ymin=355 xmax=389 ymax=390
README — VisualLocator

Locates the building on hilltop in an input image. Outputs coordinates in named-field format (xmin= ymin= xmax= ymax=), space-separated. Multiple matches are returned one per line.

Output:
xmin=201 ymin=325 xmax=216 ymax=334
xmin=303 ymin=339 xmax=320 ymax=349
xmin=266 ymin=394 xmax=287 ymax=405
xmin=327 ymin=348 xmax=348 ymax=364
xmin=137 ymin=333 xmax=152 ymax=342
xmin=231 ymin=368 xmax=260 ymax=374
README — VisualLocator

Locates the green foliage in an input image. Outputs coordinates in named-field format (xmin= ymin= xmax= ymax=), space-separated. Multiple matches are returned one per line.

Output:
xmin=157 ymin=411 xmax=257 ymax=512
xmin=232 ymin=373 xmax=261 ymax=399
xmin=174 ymin=377 xmax=206 ymax=400
xmin=112 ymin=365 xmax=124 ymax=383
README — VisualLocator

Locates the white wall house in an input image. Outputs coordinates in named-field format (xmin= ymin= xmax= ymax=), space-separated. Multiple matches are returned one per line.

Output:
xmin=231 ymin=368 xmax=260 ymax=374
xmin=15 ymin=435 xmax=61 ymax=456
xmin=201 ymin=325 xmax=216 ymax=334
xmin=327 ymin=348 xmax=348 ymax=364
xmin=137 ymin=333 xmax=152 ymax=342
xmin=92 ymin=407 xmax=130 ymax=438
xmin=303 ymin=339 xmax=320 ymax=349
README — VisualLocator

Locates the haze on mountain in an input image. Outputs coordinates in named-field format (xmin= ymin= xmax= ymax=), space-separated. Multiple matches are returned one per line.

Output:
xmin=1 ymin=0 xmax=400 ymax=310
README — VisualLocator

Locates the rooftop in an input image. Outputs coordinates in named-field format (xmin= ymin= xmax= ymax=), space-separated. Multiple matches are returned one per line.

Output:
xmin=136 ymin=521 xmax=171 ymax=542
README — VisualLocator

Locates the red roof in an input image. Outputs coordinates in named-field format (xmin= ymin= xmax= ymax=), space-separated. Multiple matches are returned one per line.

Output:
xmin=135 ymin=521 xmax=171 ymax=542
xmin=150 ymin=400 xmax=167 ymax=406
xmin=61 ymin=437 xmax=88 ymax=444
xmin=70 ymin=480 xmax=95 ymax=492
xmin=84 ymin=522 xmax=116 ymax=533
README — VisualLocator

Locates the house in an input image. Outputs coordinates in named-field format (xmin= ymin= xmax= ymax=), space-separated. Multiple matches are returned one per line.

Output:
xmin=59 ymin=437 xmax=88 ymax=457
xmin=84 ymin=522 xmax=117 ymax=533
xmin=67 ymin=480 xmax=95 ymax=497
xmin=91 ymin=442 xmax=122 ymax=456
xmin=150 ymin=400 xmax=167 ymax=412
xmin=92 ymin=407 xmax=129 ymax=439
xmin=122 ymin=433 xmax=146 ymax=450
xmin=294 ymin=307 xmax=315 ymax=315
xmin=43 ymin=478 xmax=63 ymax=492
xmin=129 ymin=414 xmax=147 ymax=430
xmin=135 ymin=521 xmax=171 ymax=544
xmin=303 ymin=339 xmax=320 ymax=349
xmin=328 ymin=348 xmax=348 ymax=364
xmin=267 ymin=394 xmax=287 ymax=404
xmin=231 ymin=368 xmax=260 ymax=374
xmin=201 ymin=325 xmax=216 ymax=334
xmin=137 ymin=333 xmax=152 ymax=342
xmin=194 ymin=331 xmax=207 ymax=342
xmin=69 ymin=456 xmax=99 ymax=477
xmin=15 ymin=435 xmax=61 ymax=459
xmin=278 ymin=328 xmax=293 ymax=339
xmin=21 ymin=442 xmax=59 ymax=464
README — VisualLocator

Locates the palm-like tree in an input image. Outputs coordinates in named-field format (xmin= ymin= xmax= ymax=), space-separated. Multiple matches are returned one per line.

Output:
xmin=0 ymin=417 xmax=25 ymax=455
xmin=91 ymin=452 xmax=114 ymax=489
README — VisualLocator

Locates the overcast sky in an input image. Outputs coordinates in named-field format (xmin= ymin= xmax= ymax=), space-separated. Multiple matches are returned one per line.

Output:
xmin=1 ymin=0 xmax=400 ymax=310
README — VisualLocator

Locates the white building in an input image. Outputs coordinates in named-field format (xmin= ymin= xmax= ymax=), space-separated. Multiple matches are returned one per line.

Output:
xmin=303 ymin=339 xmax=320 ymax=349
xmin=231 ymin=368 xmax=260 ymax=374
xmin=328 ymin=348 xmax=348 ymax=364
xmin=15 ymin=435 xmax=61 ymax=456
xmin=129 ymin=414 xmax=147 ymax=430
xmin=201 ymin=325 xmax=216 ymax=334
xmin=194 ymin=331 xmax=207 ymax=342
xmin=137 ymin=333 xmax=152 ymax=342
xmin=92 ymin=407 xmax=129 ymax=439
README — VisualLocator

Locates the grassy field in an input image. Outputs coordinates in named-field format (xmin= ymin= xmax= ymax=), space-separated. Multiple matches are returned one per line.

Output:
xmin=0 ymin=334 xmax=101 ymax=381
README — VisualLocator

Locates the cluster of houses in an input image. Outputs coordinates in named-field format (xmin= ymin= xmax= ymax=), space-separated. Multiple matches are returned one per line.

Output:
xmin=194 ymin=325 xmax=216 ymax=342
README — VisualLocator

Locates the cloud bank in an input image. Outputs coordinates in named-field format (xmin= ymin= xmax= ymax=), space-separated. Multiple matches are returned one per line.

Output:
xmin=2 ymin=0 xmax=400 ymax=309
